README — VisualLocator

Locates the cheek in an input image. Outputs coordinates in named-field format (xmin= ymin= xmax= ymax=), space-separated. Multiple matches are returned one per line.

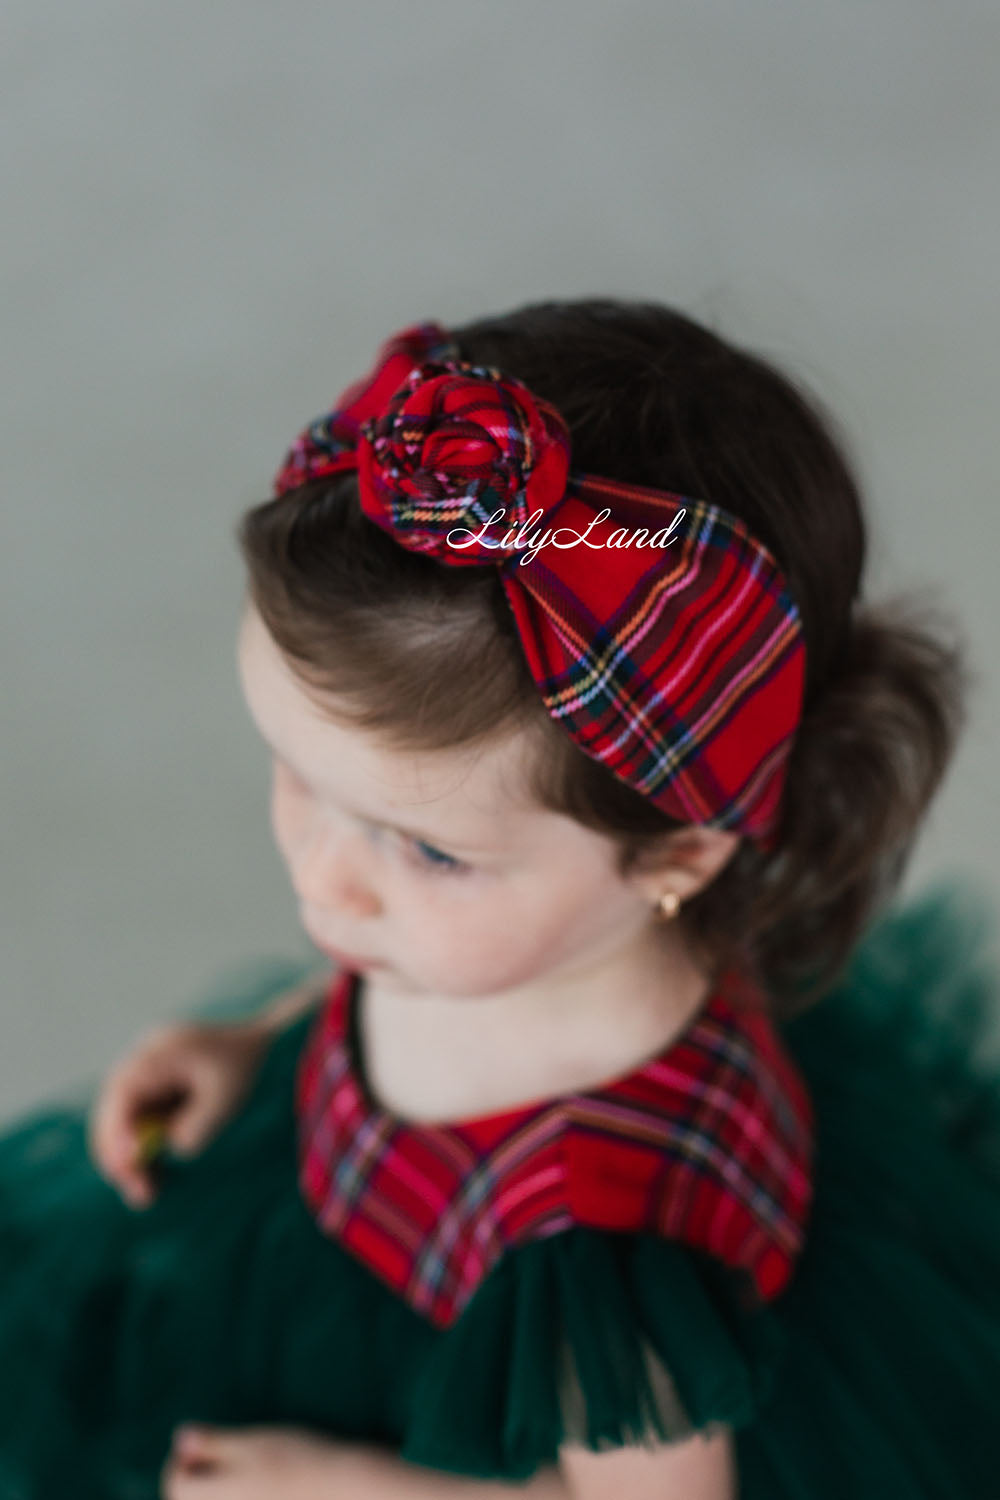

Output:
xmin=398 ymin=864 xmax=630 ymax=994
xmin=269 ymin=774 xmax=292 ymax=851
xmin=269 ymin=770 xmax=312 ymax=864
xmin=524 ymin=869 xmax=639 ymax=969
xmin=375 ymin=874 xmax=510 ymax=987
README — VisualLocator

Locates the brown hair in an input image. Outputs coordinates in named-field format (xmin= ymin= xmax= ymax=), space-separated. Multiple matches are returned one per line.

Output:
xmin=236 ymin=298 xmax=969 ymax=1016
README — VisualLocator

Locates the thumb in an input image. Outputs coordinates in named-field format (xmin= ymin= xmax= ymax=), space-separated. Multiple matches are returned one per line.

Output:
xmin=173 ymin=1423 xmax=235 ymax=1460
xmin=166 ymin=1099 xmax=220 ymax=1157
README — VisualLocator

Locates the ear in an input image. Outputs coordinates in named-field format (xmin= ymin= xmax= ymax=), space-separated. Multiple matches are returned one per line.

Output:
xmin=627 ymin=827 xmax=742 ymax=908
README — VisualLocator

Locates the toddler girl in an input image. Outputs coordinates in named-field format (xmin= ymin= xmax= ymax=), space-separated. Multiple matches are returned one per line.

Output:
xmin=1 ymin=298 xmax=999 ymax=1500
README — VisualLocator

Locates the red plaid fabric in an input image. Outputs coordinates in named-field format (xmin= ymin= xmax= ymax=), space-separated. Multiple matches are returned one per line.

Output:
xmin=271 ymin=323 xmax=807 ymax=852
xmin=295 ymin=966 xmax=815 ymax=1330
xmin=358 ymin=359 xmax=572 ymax=562
xmin=273 ymin=324 xmax=461 ymax=493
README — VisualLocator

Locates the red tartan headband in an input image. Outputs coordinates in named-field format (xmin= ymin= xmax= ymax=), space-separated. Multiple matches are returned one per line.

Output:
xmin=272 ymin=322 xmax=807 ymax=852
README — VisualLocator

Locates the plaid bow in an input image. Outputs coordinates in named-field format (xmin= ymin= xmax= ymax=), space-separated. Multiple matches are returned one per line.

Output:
xmin=272 ymin=324 xmax=807 ymax=851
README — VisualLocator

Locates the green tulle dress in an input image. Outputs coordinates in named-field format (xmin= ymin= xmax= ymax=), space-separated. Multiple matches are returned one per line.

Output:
xmin=1 ymin=879 xmax=999 ymax=1499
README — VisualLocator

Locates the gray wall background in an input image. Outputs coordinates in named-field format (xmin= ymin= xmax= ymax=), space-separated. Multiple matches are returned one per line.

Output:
xmin=3 ymin=1 xmax=998 ymax=1118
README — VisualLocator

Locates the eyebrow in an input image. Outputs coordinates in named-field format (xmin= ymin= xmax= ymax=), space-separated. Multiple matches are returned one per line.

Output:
xmin=256 ymin=726 xmax=494 ymax=855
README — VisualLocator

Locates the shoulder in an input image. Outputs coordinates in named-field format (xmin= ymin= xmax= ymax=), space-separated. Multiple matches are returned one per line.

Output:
xmin=559 ymin=970 xmax=814 ymax=1301
xmin=475 ymin=969 xmax=814 ymax=1319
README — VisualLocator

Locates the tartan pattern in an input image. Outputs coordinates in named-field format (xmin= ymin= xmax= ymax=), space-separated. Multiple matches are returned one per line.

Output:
xmin=270 ymin=321 xmax=807 ymax=852
xmin=272 ymin=324 xmax=461 ymax=496
xmin=356 ymin=360 xmax=572 ymax=564
xmin=500 ymin=472 xmax=806 ymax=845
xmin=295 ymin=964 xmax=815 ymax=1330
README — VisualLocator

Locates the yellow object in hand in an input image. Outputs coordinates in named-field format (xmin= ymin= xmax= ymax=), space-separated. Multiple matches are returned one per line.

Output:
xmin=134 ymin=1112 xmax=170 ymax=1167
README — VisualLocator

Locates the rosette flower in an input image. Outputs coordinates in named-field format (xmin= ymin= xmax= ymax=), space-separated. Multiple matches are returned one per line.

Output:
xmin=355 ymin=360 xmax=572 ymax=566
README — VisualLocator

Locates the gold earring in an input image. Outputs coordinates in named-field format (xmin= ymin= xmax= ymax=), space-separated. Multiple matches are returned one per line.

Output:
xmin=657 ymin=890 xmax=681 ymax=920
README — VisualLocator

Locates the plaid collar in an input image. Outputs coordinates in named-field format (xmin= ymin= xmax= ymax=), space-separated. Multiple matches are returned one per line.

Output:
xmin=295 ymin=965 xmax=814 ymax=1330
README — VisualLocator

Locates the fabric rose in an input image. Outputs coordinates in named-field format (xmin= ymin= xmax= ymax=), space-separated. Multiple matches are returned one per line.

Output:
xmin=355 ymin=360 xmax=572 ymax=566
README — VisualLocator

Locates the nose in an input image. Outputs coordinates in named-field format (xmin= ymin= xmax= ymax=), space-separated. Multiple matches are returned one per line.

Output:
xmin=286 ymin=807 xmax=382 ymax=920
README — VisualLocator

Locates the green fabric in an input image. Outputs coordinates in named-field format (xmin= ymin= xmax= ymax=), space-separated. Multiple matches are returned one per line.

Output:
xmin=0 ymin=880 xmax=999 ymax=1496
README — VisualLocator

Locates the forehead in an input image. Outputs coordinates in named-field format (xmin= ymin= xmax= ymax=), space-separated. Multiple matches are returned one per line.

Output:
xmin=236 ymin=602 xmax=545 ymax=842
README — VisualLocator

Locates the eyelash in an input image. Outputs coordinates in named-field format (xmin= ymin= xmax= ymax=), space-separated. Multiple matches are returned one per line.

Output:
xmin=407 ymin=838 xmax=468 ymax=876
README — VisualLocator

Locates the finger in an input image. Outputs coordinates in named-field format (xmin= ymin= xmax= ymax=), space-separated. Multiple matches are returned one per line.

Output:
xmin=162 ymin=1450 xmax=204 ymax=1497
xmin=92 ymin=1058 xmax=185 ymax=1171
xmin=161 ymin=1452 xmax=229 ymax=1500
xmin=91 ymin=1094 xmax=176 ymax=1204
xmin=89 ymin=1058 xmax=158 ymax=1163
xmin=166 ymin=1093 xmax=222 ymax=1157
xmin=171 ymin=1424 xmax=248 ymax=1466
xmin=88 ymin=1071 xmax=145 ymax=1184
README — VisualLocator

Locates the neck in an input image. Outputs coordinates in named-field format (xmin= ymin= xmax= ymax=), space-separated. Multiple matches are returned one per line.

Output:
xmin=363 ymin=919 xmax=714 ymax=1106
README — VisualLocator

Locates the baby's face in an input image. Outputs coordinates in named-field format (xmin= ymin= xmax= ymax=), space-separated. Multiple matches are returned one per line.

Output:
xmin=236 ymin=601 xmax=668 ymax=1000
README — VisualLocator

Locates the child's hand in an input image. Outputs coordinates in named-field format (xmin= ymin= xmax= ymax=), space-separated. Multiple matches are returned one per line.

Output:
xmin=161 ymin=1422 xmax=358 ymax=1499
xmin=87 ymin=1017 xmax=272 ymax=1208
